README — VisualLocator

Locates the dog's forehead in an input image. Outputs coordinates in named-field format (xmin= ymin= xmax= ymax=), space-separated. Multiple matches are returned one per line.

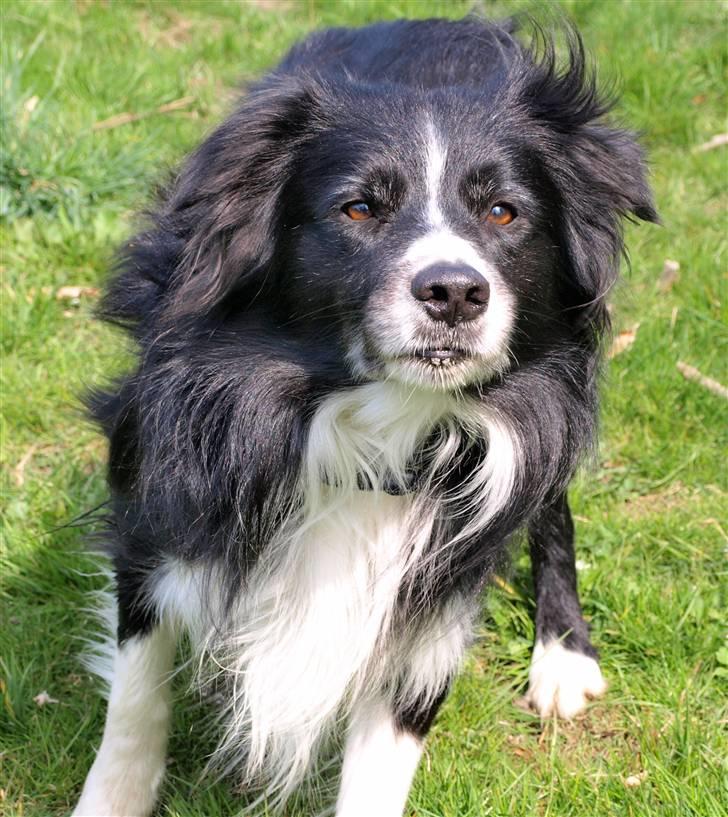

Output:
xmin=314 ymin=89 xmax=503 ymax=186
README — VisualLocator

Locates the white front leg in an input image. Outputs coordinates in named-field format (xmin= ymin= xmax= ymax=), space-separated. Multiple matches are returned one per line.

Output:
xmin=335 ymin=698 xmax=424 ymax=817
xmin=74 ymin=625 xmax=176 ymax=817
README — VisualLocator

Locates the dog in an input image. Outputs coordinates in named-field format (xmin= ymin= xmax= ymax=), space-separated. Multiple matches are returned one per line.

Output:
xmin=73 ymin=15 xmax=656 ymax=817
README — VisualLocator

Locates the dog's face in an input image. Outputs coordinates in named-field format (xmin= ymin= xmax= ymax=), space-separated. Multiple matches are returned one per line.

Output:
xmin=281 ymin=92 xmax=562 ymax=391
xmin=169 ymin=71 xmax=655 ymax=392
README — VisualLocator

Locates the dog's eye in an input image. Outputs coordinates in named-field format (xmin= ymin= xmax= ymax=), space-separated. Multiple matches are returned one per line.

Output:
xmin=343 ymin=201 xmax=372 ymax=221
xmin=485 ymin=204 xmax=516 ymax=226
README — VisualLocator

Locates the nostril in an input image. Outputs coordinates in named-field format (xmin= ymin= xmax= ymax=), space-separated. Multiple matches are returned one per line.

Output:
xmin=430 ymin=285 xmax=449 ymax=302
xmin=466 ymin=283 xmax=490 ymax=305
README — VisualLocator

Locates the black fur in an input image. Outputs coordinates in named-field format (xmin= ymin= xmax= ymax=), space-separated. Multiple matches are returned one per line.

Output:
xmin=529 ymin=492 xmax=597 ymax=658
xmin=394 ymin=684 xmax=452 ymax=739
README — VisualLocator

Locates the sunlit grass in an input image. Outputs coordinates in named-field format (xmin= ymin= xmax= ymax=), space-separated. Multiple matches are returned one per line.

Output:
xmin=1 ymin=1 xmax=725 ymax=815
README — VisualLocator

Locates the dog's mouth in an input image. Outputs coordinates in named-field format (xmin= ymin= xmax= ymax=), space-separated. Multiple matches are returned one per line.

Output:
xmin=412 ymin=347 xmax=467 ymax=367
xmin=376 ymin=343 xmax=504 ymax=391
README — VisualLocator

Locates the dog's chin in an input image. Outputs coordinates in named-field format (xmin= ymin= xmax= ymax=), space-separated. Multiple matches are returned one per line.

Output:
xmin=381 ymin=348 xmax=506 ymax=392
xmin=346 ymin=330 xmax=512 ymax=392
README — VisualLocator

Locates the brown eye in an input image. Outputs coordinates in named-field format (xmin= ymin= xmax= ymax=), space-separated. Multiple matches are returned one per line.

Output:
xmin=344 ymin=201 xmax=372 ymax=221
xmin=486 ymin=203 xmax=516 ymax=226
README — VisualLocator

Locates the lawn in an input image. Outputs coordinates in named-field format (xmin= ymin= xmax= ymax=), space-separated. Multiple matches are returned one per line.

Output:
xmin=1 ymin=1 xmax=726 ymax=815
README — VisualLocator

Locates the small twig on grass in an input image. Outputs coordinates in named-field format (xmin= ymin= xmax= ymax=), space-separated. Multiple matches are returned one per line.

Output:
xmin=677 ymin=361 xmax=728 ymax=400
xmin=694 ymin=133 xmax=728 ymax=153
xmin=92 ymin=96 xmax=195 ymax=131
xmin=14 ymin=443 xmax=38 ymax=487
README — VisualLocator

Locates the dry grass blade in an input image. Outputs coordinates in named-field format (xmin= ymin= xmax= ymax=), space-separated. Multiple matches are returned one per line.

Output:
xmin=92 ymin=96 xmax=195 ymax=131
xmin=694 ymin=133 xmax=728 ymax=152
xmin=492 ymin=574 xmax=521 ymax=598
xmin=608 ymin=323 xmax=640 ymax=358
xmin=56 ymin=286 xmax=100 ymax=300
xmin=677 ymin=361 xmax=728 ymax=400
xmin=14 ymin=443 xmax=38 ymax=487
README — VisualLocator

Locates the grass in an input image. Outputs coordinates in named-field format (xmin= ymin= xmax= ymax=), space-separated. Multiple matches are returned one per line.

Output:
xmin=1 ymin=1 xmax=726 ymax=815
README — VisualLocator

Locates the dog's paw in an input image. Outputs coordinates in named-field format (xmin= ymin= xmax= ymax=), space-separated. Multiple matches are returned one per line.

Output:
xmin=524 ymin=639 xmax=607 ymax=719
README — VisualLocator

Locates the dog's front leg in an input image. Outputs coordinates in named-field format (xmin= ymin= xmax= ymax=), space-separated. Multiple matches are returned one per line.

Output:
xmin=73 ymin=621 xmax=176 ymax=817
xmin=525 ymin=491 xmax=607 ymax=718
xmin=335 ymin=691 xmax=445 ymax=817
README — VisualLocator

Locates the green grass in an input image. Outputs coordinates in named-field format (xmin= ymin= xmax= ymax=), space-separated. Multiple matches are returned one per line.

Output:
xmin=1 ymin=1 xmax=726 ymax=815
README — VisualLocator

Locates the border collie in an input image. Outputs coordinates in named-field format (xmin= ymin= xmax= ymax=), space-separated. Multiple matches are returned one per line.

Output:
xmin=73 ymin=15 xmax=656 ymax=817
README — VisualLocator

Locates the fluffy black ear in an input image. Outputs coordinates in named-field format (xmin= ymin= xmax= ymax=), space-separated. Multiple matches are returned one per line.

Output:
xmin=516 ymin=25 xmax=658 ymax=337
xmin=561 ymin=122 xmax=657 ymax=331
xmin=161 ymin=79 xmax=324 ymax=318
xmin=101 ymin=78 xmax=324 ymax=335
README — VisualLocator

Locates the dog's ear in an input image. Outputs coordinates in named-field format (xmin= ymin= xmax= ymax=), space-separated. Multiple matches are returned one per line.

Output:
xmin=517 ymin=26 xmax=658 ymax=336
xmin=555 ymin=122 xmax=658 ymax=335
xmin=160 ymin=78 xmax=324 ymax=319
xmin=570 ymin=124 xmax=658 ymax=224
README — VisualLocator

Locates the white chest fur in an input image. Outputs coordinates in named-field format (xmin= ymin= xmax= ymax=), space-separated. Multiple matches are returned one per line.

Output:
xmin=151 ymin=381 xmax=518 ymax=801
xmin=153 ymin=486 xmax=430 ymax=801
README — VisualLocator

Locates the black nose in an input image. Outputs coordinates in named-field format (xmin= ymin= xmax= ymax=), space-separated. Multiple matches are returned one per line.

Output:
xmin=411 ymin=264 xmax=490 ymax=327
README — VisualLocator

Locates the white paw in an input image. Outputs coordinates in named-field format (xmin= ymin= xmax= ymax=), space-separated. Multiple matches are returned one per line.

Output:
xmin=525 ymin=639 xmax=607 ymax=719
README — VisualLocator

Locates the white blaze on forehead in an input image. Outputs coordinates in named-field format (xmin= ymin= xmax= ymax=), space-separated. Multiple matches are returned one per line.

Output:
xmin=404 ymin=229 xmax=492 ymax=277
xmin=418 ymin=120 xmax=491 ymax=276
xmin=425 ymin=121 xmax=447 ymax=228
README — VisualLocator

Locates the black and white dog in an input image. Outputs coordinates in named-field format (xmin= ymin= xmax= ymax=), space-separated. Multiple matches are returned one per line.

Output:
xmin=74 ymin=15 xmax=656 ymax=817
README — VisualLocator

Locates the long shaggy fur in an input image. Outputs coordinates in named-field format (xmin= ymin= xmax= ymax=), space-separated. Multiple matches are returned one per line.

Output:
xmin=81 ymin=14 xmax=656 ymax=810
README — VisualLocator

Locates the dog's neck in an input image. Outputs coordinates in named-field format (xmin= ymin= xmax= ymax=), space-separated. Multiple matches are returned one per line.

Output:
xmin=302 ymin=380 xmax=520 ymax=533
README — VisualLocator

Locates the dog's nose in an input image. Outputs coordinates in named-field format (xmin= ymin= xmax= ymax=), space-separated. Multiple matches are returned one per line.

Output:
xmin=411 ymin=264 xmax=490 ymax=327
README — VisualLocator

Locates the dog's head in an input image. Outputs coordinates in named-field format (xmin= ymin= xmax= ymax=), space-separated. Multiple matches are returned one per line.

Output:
xmin=163 ymin=25 xmax=656 ymax=391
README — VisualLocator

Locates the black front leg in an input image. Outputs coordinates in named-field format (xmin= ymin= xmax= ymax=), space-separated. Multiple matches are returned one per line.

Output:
xmin=525 ymin=492 xmax=606 ymax=718
xmin=529 ymin=492 xmax=595 ymax=657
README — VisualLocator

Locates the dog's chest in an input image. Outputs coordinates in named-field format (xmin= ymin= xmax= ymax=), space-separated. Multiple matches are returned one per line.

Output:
xmin=274 ymin=487 xmax=417 ymax=648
